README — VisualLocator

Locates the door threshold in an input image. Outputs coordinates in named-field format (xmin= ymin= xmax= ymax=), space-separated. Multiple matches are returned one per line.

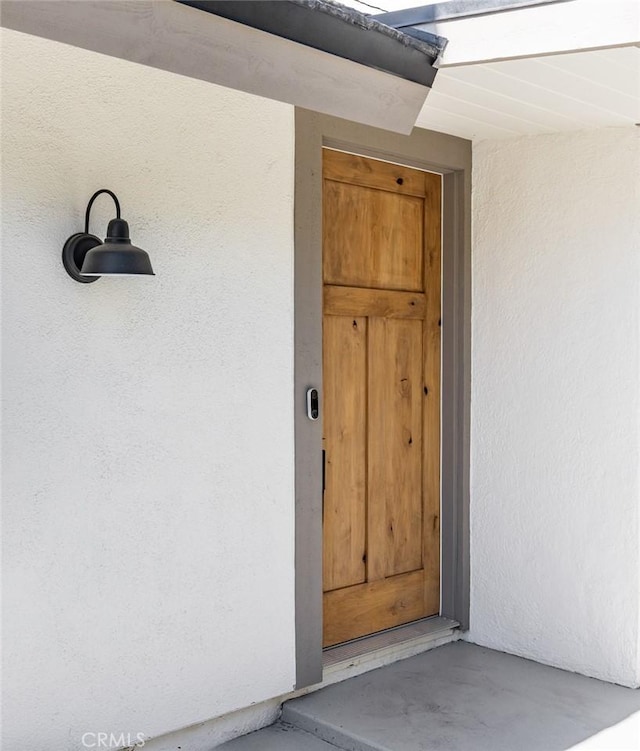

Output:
xmin=322 ymin=616 xmax=459 ymax=679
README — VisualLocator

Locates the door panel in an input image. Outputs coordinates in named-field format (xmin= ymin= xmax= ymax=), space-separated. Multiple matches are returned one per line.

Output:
xmin=322 ymin=148 xmax=441 ymax=648
xmin=322 ymin=315 xmax=367 ymax=592
xmin=323 ymin=570 xmax=426 ymax=648
xmin=323 ymin=181 xmax=424 ymax=291
xmin=368 ymin=317 xmax=423 ymax=581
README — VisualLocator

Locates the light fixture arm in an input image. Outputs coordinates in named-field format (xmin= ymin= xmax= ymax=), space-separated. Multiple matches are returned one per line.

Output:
xmin=62 ymin=189 xmax=154 ymax=283
xmin=84 ymin=189 xmax=121 ymax=234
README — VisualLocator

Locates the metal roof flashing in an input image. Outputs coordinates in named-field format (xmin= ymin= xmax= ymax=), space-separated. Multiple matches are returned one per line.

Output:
xmin=300 ymin=0 xmax=447 ymax=60
xmin=178 ymin=0 xmax=448 ymax=88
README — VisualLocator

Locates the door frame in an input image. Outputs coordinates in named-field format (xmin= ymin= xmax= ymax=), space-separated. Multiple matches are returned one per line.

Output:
xmin=294 ymin=108 xmax=471 ymax=689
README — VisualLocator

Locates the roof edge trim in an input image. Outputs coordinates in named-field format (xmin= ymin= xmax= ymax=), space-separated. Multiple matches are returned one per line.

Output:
xmin=178 ymin=0 xmax=447 ymax=88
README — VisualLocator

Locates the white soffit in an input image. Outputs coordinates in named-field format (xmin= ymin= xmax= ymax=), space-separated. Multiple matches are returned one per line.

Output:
xmin=418 ymin=0 xmax=640 ymax=66
xmin=417 ymin=45 xmax=640 ymax=141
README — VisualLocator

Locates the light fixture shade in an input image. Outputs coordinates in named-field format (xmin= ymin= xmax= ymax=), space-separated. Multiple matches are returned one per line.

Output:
xmin=80 ymin=218 xmax=154 ymax=277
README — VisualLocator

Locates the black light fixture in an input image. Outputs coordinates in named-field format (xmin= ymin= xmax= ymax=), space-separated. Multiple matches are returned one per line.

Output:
xmin=62 ymin=189 xmax=155 ymax=283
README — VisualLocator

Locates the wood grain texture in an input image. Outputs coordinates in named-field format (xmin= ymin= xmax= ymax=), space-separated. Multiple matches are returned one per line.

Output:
xmin=367 ymin=318 xmax=424 ymax=581
xmin=322 ymin=150 xmax=441 ymax=645
xmin=323 ymin=570 xmax=426 ymax=647
xmin=323 ymin=149 xmax=428 ymax=198
xmin=324 ymin=285 xmax=426 ymax=320
xmin=323 ymin=315 xmax=367 ymax=592
xmin=422 ymin=172 xmax=442 ymax=614
xmin=323 ymin=179 xmax=424 ymax=292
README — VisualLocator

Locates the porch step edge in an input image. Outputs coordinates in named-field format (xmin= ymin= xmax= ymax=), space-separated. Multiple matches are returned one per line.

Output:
xmin=215 ymin=721 xmax=345 ymax=750
xmin=281 ymin=708 xmax=391 ymax=751
xmin=283 ymin=633 xmax=460 ymax=751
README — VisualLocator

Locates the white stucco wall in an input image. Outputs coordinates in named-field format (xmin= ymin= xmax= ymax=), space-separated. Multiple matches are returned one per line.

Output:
xmin=1 ymin=29 xmax=295 ymax=751
xmin=470 ymin=127 xmax=640 ymax=687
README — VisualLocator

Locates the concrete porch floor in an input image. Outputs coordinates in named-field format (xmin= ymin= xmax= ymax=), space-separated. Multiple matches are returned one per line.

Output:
xmin=218 ymin=642 xmax=640 ymax=751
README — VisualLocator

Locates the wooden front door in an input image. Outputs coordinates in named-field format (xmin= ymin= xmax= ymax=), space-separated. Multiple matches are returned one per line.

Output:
xmin=322 ymin=149 xmax=441 ymax=647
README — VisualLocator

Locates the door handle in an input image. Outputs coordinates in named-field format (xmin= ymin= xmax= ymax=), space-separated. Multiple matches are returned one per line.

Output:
xmin=322 ymin=450 xmax=326 ymax=494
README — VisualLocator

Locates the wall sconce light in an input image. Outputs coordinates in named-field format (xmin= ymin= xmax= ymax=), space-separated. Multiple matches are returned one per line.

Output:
xmin=62 ymin=189 xmax=155 ymax=283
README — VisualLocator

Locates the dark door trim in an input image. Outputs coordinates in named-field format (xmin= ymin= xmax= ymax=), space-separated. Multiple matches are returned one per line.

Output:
xmin=294 ymin=109 xmax=471 ymax=688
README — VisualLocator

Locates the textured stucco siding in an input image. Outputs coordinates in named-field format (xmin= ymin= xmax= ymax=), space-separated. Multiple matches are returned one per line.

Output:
xmin=469 ymin=127 xmax=640 ymax=687
xmin=1 ymin=29 xmax=295 ymax=751
xmin=3 ymin=21 xmax=640 ymax=751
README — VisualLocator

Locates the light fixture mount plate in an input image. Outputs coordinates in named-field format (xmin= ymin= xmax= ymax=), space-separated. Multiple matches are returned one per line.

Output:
xmin=62 ymin=232 xmax=102 ymax=283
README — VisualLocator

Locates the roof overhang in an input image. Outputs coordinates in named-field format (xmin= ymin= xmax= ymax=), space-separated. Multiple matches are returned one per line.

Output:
xmin=180 ymin=0 xmax=446 ymax=88
xmin=0 ymin=0 xmax=447 ymax=134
